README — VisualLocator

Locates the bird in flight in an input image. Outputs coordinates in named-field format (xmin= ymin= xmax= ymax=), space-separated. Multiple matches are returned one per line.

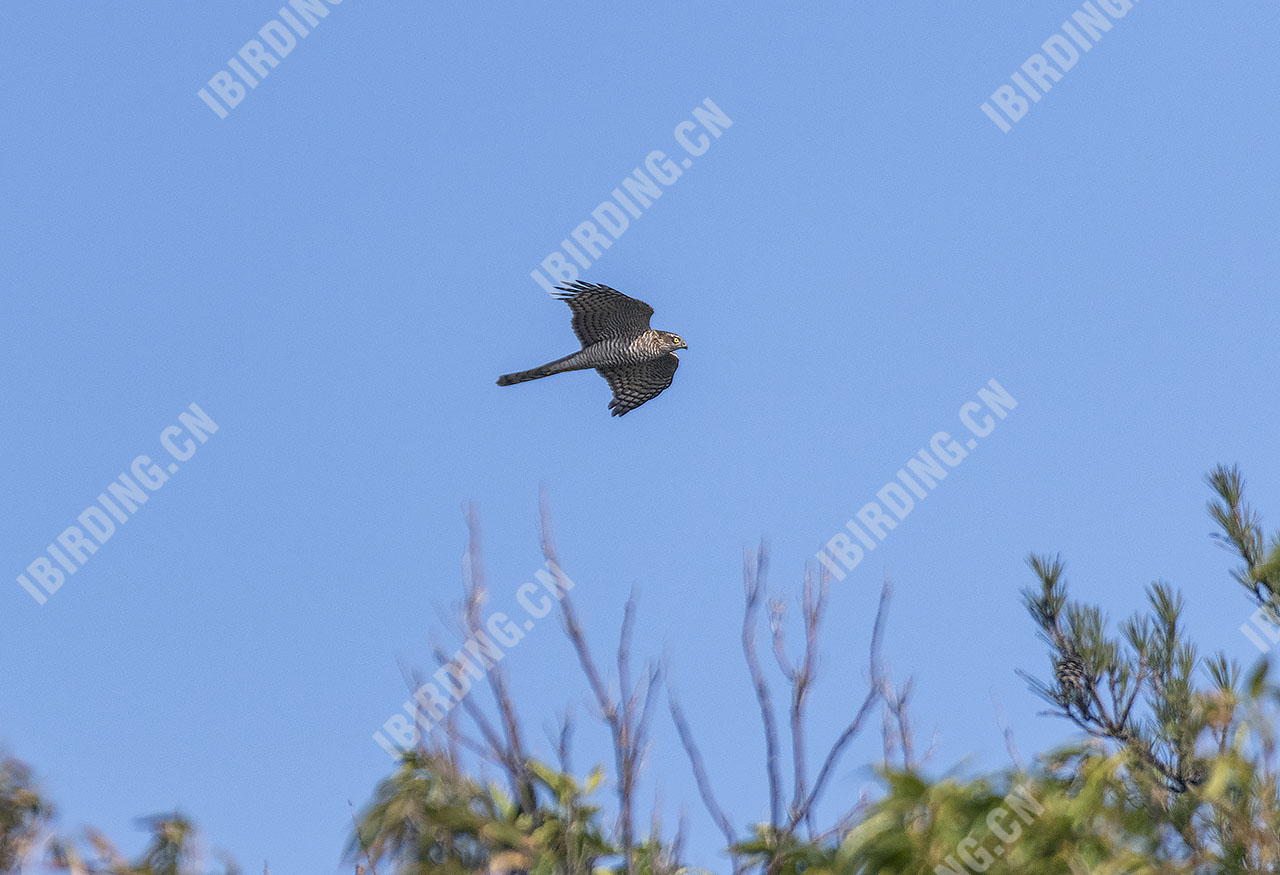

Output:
xmin=497 ymin=282 xmax=687 ymax=416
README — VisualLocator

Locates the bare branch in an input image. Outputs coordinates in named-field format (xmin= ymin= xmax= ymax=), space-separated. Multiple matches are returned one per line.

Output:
xmin=788 ymin=578 xmax=889 ymax=832
xmin=791 ymin=566 xmax=827 ymax=834
xmin=550 ymin=706 xmax=575 ymax=775
xmin=463 ymin=506 xmax=537 ymax=815
xmin=742 ymin=544 xmax=784 ymax=827
xmin=619 ymin=596 xmax=637 ymax=710
xmin=539 ymin=494 xmax=663 ymax=874
xmin=881 ymin=678 xmax=916 ymax=771
xmin=667 ymin=691 xmax=742 ymax=875
xmin=991 ymin=694 xmax=1026 ymax=774
xmin=429 ymin=645 xmax=507 ymax=771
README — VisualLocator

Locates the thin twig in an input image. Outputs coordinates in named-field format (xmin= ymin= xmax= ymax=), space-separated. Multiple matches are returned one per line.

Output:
xmin=668 ymin=690 xmax=742 ymax=875
xmin=463 ymin=507 xmax=538 ymax=815
xmin=787 ymin=579 xmax=889 ymax=833
xmin=742 ymin=544 xmax=784 ymax=828
xmin=348 ymin=800 xmax=379 ymax=875
xmin=539 ymin=493 xmax=657 ymax=875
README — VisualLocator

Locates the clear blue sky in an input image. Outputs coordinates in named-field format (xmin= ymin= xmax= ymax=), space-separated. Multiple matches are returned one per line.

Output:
xmin=4 ymin=1 xmax=1279 ymax=871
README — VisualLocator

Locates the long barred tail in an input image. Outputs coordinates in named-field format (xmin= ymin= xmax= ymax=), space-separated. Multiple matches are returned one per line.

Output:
xmin=497 ymin=351 xmax=585 ymax=386
xmin=496 ymin=367 xmax=552 ymax=386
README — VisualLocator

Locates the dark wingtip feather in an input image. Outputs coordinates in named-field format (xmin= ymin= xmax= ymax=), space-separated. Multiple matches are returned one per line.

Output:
xmin=553 ymin=280 xmax=611 ymax=298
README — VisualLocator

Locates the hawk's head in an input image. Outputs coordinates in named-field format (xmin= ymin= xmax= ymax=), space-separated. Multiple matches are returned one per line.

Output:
xmin=661 ymin=332 xmax=688 ymax=351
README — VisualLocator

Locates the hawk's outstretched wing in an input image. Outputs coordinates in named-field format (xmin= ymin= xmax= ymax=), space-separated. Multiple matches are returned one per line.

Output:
xmin=554 ymin=282 xmax=654 ymax=347
xmin=597 ymin=354 xmax=680 ymax=416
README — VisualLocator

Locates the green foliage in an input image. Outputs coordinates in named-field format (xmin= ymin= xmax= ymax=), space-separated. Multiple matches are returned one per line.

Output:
xmin=839 ymin=758 xmax=1148 ymax=874
xmin=840 ymin=683 xmax=1280 ymax=875
xmin=350 ymin=748 xmax=613 ymax=875
xmin=0 ymin=756 xmax=52 ymax=872
xmin=46 ymin=812 xmax=236 ymax=875
xmin=1018 ymin=554 xmax=1223 ymax=796
xmin=1208 ymin=464 xmax=1280 ymax=622
xmin=9 ymin=468 xmax=1280 ymax=875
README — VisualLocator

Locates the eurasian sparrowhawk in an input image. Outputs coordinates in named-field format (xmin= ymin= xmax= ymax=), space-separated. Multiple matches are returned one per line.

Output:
xmin=497 ymin=282 xmax=687 ymax=416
